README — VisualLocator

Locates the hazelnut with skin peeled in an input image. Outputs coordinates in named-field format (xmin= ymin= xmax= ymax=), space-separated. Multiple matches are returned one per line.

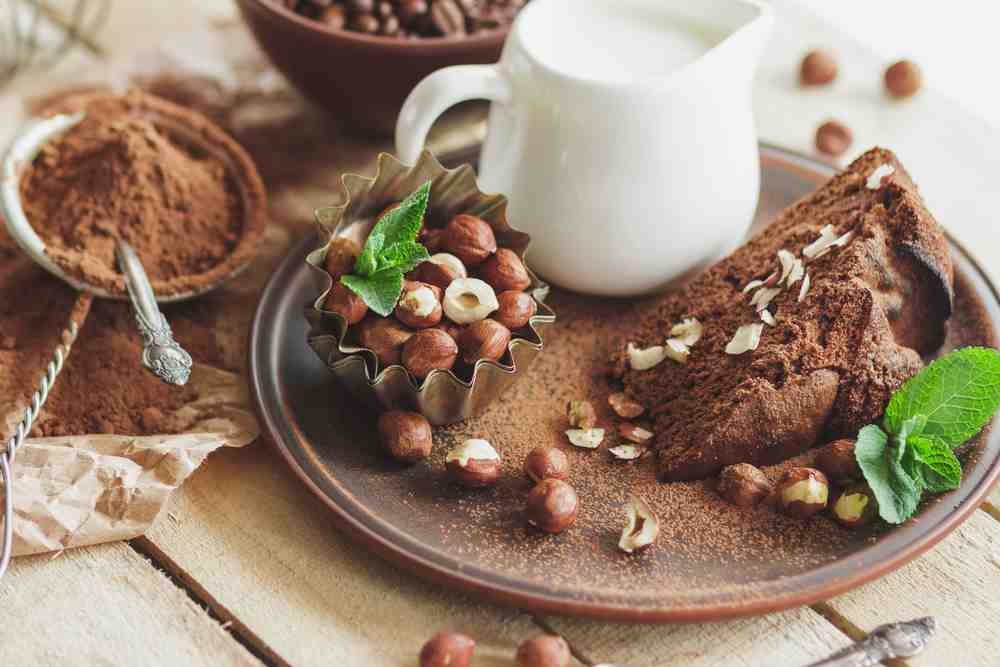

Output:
xmin=419 ymin=632 xmax=475 ymax=667
xmin=523 ymin=446 xmax=570 ymax=483
xmin=525 ymin=478 xmax=579 ymax=534
xmin=446 ymin=439 xmax=501 ymax=488
xmin=395 ymin=280 xmax=443 ymax=329
xmin=443 ymin=278 xmax=499 ymax=324
xmin=831 ymin=484 xmax=878 ymax=528
xmin=402 ymin=328 xmax=458 ymax=380
xmin=442 ymin=214 xmax=497 ymax=267
xmin=378 ymin=411 xmax=432 ymax=463
xmin=323 ymin=237 xmax=361 ymax=282
xmin=776 ymin=467 xmax=829 ymax=518
xmin=478 ymin=248 xmax=531 ymax=292
xmin=357 ymin=316 xmax=413 ymax=367
xmin=817 ymin=439 xmax=861 ymax=484
xmin=717 ymin=463 xmax=774 ymax=508
xmin=493 ymin=290 xmax=537 ymax=330
xmin=417 ymin=253 xmax=468 ymax=290
xmin=457 ymin=319 xmax=511 ymax=364
xmin=516 ymin=634 xmax=571 ymax=667
xmin=323 ymin=282 xmax=368 ymax=325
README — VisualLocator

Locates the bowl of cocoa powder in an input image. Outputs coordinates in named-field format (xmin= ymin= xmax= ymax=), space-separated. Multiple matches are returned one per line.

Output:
xmin=11 ymin=90 xmax=267 ymax=302
xmin=235 ymin=0 xmax=525 ymax=135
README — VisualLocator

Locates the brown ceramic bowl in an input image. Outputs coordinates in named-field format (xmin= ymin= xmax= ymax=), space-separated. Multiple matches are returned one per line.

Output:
xmin=235 ymin=0 xmax=508 ymax=136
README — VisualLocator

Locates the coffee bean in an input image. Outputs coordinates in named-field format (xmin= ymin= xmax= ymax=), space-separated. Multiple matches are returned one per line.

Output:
xmin=800 ymin=49 xmax=838 ymax=86
xmin=430 ymin=0 xmax=467 ymax=36
xmin=885 ymin=60 xmax=922 ymax=99
xmin=815 ymin=120 xmax=853 ymax=157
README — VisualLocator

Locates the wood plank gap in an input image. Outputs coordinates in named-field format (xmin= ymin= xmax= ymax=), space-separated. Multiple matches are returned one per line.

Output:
xmin=531 ymin=615 xmax=597 ymax=667
xmin=979 ymin=501 xmax=1000 ymax=523
xmin=810 ymin=602 xmax=908 ymax=667
xmin=22 ymin=0 xmax=107 ymax=57
xmin=128 ymin=536 xmax=291 ymax=667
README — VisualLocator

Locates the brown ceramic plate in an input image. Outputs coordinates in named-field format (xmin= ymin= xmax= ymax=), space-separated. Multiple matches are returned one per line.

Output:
xmin=249 ymin=144 xmax=1000 ymax=622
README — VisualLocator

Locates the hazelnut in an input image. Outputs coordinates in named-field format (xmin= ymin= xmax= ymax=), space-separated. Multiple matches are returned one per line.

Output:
xmin=395 ymin=281 xmax=443 ymax=329
xmin=434 ymin=320 xmax=464 ymax=341
xmin=516 ymin=634 xmax=571 ymax=667
xmin=525 ymin=478 xmax=579 ymax=534
xmin=443 ymin=278 xmax=499 ymax=325
xmin=375 ymin=201 xmax=402 ymax=222
xmin=566 ymin=400 xmax=597 ymax=429
xmin=442 ymin=214 xmax=497 ymax=267
xmin=378 ymin=411 xmax=433 ymax=463
xmin=608 ymin=391 xmax=644 ymax=418
xmin=420 ymin=632 xmax=475 ymax=667
xmin=831 ymin=484 xmax=878 ymax=528
xmin=493 ymin=290 xmax=537 ymax=330
xmin=618 ymin=494 xmax=659 ymax=554
xmin=618 ymin=422 xmax=653 ymax=444
xmin=420 ymin=227 xmax=444 ymax=254
xmin=885 ymin=59 xmax=922 ymax=99
xmin=446 ymin=438 xmax=501 ymax=488
xmin=417 ymin=252 xmax=468 ymax=290
xmin=799 ymin=49 xmax=838 ymax=86
xmin=523 ymin=446 xmax=570 ymax=483
xmin=815 ymin=120 xmax=853 ymax=157
xmin=357 ymin=316 xmax=413 ymax=367
xmin=478 ymin=248 xmax=531 ymax=292
xmin=323 ymin=237 xmax=361 ymax=282
xmin=457 ymin=319 xmax=511 ymax=364
xmin=402 ymin=328 xmax=458 ymax=380
xmin=323 ymin=282 xmax=368 ymax=325
xmin=776 ymin=467 xmax=829 ymax=518
xmin=816 ymin=439 xmax=861 ymax=484
xmin=717 ymin=463 xmax=773 ymax=508
xmin=565 ymin=428 xmax=604 ymax=449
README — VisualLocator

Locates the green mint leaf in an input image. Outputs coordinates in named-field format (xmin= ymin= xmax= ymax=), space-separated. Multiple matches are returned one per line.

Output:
xmin=893 ymin=414 xmax=927 ymax=463
xmin=855 ymin=424 xmax=921 ymax=524
xmin=377 ymin=241 xmax=430 ymax=275
xmin=910 ymin=434 xmax=962 ymax=492
xmin=377 ymin=180 xmax=431 ymax=249
xmin=341 ymin=268 xmax=404 ymax=317
xmin=355 ymin=234 xmax=382 ymax=277
xmin=899 ymin=443 xmax=926 ymax=493
xmin=884 ymin=347 xmax=1000 ymax=447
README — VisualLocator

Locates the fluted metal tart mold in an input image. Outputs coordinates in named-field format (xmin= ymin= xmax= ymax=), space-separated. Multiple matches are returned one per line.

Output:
xmin=304 ymin=151 xmax=555 ymax=425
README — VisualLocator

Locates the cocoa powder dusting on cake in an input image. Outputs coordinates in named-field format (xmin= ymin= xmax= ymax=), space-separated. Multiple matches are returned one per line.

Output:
xmin=19 ymin=90 xmax=246 ymax=296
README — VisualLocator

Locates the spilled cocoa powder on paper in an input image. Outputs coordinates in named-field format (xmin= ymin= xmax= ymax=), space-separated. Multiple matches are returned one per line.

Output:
xmin=19 ymin=90 xmax=245 ymax=296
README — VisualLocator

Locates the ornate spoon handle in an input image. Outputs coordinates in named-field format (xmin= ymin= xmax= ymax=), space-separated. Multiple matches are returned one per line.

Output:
xmin=115 ymin=241 xmax=192 ymax=386
xmin=807 ymin=617 xmax=936 ymax=667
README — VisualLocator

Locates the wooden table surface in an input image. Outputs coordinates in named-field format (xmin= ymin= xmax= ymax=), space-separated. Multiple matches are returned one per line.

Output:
xmin=2 ymin=2 xmax=999 ymax=666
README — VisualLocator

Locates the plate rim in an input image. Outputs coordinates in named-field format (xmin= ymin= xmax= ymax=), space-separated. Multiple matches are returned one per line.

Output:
xmin=248 ymin=144 xmax=1000 ymax=622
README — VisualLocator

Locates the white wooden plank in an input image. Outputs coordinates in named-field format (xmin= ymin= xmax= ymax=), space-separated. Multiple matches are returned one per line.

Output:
xmin=0 ymin=542 xmax=261 ymax=666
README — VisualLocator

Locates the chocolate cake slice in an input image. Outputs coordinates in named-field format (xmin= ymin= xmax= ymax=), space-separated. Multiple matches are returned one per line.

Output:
xmin=620 ymin=148 xmax=954 ymax=481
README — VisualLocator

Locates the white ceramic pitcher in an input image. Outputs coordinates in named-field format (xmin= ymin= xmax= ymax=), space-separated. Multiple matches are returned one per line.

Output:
xmin=397 ymin=0 xmax=773 ymax=296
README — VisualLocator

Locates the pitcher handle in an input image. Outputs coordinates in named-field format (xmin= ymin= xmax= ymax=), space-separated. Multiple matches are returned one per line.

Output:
xmin=396 ymin=64 xmax=511 ymax=165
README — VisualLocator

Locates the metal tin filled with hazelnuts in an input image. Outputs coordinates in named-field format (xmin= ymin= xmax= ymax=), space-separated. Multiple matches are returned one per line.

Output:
xmin=304 ymin=151 xmax=555 ymax=425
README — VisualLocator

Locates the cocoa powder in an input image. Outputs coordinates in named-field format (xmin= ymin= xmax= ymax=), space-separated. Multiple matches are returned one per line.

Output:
xmin=19 ymin=90 xmax=262 ymax=297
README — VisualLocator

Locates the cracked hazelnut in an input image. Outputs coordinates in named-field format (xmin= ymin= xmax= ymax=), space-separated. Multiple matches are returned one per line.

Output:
xmin=420 ymin=632 xmax=475 ymax=667
xmin=323 ymin=282 xmax=368 ymax=325
xmin=402 ymin=328 xmax=458 ymax=380
xmin=800 ymin=49 xmax=838 ymax=86
xmin=457 ymin=319 xmax=511 ymax=364
xmin=516 ymin=634 xmax=571 ymax=667
xmin=378 ymin=411 xmax=432 ymax=463
xmin=525 ymin=479 xmax=579 ymax=534
xmin=417 ymin=253 xmax=468 ymax=290
xmin=717 ymin=463 xmax=773 ymax=508
xmin=523 ymin=446 xmax=570 ymax=483
xmin=885 ymin=59 xmax=922 ymax=99
xmin=831 ymin=484 xmax=878 ymax=528
xmin=618 ymin=495 xmax=659 ymax=553
xmin=776 ymin=467 xmax=829 ymax=518
xmin=493 ymin=290 xmax=537 ymax=330
xmin=618 ymin=422 xmax=653 ymax=444
xmin=323 ymin=237 xmax=361 ymax=282
xmin=608 ymin=391 xmax=644 ymax=419
xmin=357 ymin=316 xmax=413 ymax=367
xmin=443 ymin=278 xmax=499 ymax=324
xmin=395 ymin=280 xmax=443 ymax=329
xmin=442 ymin=214 xmax=497 ymax=267
xmin=446 ymin=438 xmax=501 ymax=488
xmin=478 ymin=248 xmax=531 ymax=292
xmin=566 ymin=400 xmax=597 ymax=429
xmin=816 ymin=439 xmax=861 ymax=484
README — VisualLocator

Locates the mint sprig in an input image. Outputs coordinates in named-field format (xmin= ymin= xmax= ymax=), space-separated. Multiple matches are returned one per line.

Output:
xmin=855 ymin=347 xmax=1000 ymax=524
xmin=340 ymin=181 xmax=432 ymax=316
